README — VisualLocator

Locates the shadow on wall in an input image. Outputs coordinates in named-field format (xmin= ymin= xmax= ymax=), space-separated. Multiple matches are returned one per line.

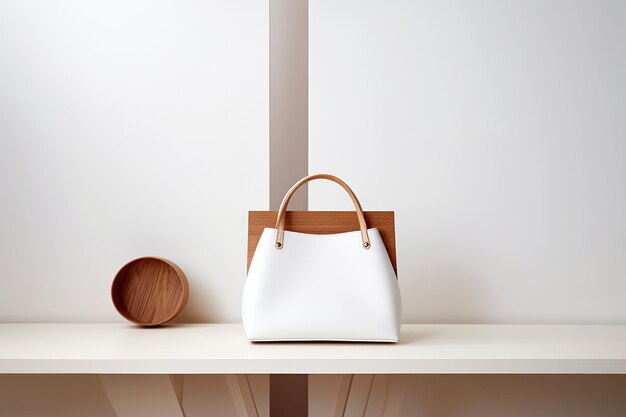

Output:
xmin=0 ymin=375 xmax=115 ymax=417
xmin=0 ymin=375 xmax=262 ymax=417
xmin=400 ymin=375 xmax=626 ymax=417
xmin=172 ymin=272 xmax=223 ymax=323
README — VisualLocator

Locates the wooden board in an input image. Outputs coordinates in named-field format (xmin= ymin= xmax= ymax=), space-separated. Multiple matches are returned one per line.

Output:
xmin=247 ymin=211 xmax=397 ymax=275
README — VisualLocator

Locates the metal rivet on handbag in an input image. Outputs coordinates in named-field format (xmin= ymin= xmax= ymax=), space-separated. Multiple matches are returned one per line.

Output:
xmin=242 ymin=174 xmax=402 ymax=342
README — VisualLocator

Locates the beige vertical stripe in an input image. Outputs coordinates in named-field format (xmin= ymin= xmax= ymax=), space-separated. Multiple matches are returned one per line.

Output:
xmin=269 ymin=0 xmax=308 ymax=211
xmin=269 ymin=0 xmax=309 ymax=415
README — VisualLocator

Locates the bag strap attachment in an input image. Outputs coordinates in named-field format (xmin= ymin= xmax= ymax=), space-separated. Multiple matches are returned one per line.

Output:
xmin=274 ymin=174 xmax=371 ymax=250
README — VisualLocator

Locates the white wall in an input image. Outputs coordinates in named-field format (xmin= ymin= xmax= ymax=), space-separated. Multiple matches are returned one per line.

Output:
xmin=310 ymin=0 xmax=626 ymax=324
xmin=0 ymin=0 xmax=268 ymax=323
xmin=0 ymin=3 xmax=271 ymax=416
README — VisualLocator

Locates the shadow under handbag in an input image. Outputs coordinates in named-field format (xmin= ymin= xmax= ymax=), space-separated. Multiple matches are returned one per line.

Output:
xmin=242 ymin=174 xmax=402 ymax=342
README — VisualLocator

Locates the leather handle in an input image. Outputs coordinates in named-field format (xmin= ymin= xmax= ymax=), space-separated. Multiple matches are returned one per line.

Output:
xmin=274 ymin=174 xmax=371 ymax=250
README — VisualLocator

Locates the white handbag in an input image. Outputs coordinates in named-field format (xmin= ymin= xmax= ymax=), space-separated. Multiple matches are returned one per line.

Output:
xmin=242 ymin=174 xmax=402 ymax=342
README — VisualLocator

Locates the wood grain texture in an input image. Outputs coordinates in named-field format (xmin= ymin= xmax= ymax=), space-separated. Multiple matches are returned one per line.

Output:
xmin=111 ymin=257 xmax=189 ymax=326
xmin=247 ymin=211 xmax=397 ymax=274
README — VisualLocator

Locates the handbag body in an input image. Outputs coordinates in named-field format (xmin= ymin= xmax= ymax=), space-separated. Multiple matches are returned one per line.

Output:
xmin=242 ymin=174 xmax=402 ymax=342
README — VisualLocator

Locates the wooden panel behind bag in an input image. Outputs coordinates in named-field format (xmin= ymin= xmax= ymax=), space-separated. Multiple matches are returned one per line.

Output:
xmin=247 ymin=211 xmax=397 ymax=275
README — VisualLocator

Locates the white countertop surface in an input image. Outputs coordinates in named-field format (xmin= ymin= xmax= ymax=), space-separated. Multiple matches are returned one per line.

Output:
xmin=1 ymin=323 xmax=625 ymax=374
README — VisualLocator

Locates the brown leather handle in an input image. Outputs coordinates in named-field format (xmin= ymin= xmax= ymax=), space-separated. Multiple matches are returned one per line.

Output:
xmin=274 ymin=174 xmax=371 ymax=250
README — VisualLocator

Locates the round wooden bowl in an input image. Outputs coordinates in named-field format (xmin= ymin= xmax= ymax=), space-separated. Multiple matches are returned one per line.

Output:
xmin=111 ymin=257 xmax=189 ymax=326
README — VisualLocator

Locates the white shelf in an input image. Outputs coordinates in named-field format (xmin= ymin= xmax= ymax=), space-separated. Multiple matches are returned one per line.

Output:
xmin=1 ymin=323 xmax=625 ymax=374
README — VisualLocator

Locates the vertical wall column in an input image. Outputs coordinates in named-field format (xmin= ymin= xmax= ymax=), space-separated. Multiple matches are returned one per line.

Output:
xmin=269 ymin=0 xmax=309 ymax=415
xmin=269 ymin=0 xmax=308 ymax=211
